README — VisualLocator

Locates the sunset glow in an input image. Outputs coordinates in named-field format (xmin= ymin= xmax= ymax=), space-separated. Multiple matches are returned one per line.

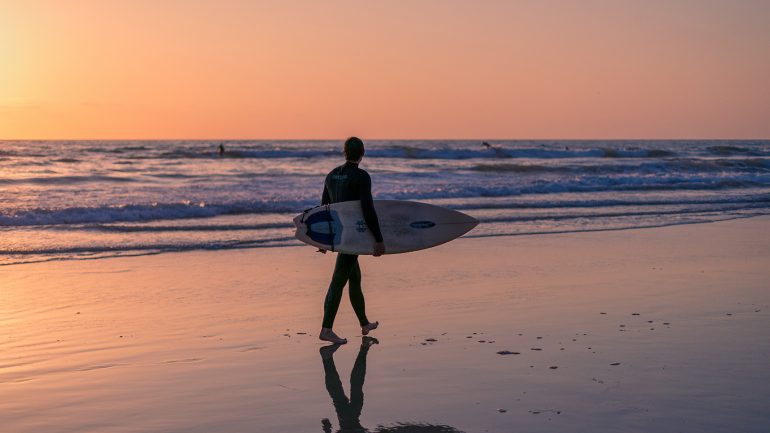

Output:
xmin=1 ymin=0 xmax=769 ymax=139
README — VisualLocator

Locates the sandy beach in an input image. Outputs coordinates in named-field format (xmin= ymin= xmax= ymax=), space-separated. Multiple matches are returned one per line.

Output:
xmin=1 ymin=216 xmax=769 ymax=433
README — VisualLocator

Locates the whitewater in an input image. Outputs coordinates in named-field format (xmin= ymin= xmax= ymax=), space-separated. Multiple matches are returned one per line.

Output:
xmin=1 ymin=140 xmax=769 ymax=265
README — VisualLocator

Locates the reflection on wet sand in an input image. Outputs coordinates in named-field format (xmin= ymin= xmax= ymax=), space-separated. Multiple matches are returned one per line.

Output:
xmin=320 ymin=337 xmax=464 ymax=433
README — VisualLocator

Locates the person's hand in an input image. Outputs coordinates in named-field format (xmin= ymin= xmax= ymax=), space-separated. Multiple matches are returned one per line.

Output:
xmin=373 ymin=242 xmax=385 ymax=257
xmin=317 ymin=248 xmax=327 ymax=254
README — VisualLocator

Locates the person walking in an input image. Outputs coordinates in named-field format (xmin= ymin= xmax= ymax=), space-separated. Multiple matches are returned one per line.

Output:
xmin=318 ymin=137 xmax=385 ymax=344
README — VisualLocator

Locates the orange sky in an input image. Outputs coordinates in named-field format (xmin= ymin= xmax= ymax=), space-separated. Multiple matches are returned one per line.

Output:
xmin=1 ymin=0 xmax=769 ymax=139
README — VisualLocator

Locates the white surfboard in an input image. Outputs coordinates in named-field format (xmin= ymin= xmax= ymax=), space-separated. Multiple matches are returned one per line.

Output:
xmin=293 ymin=200 xmax=478 ymax=255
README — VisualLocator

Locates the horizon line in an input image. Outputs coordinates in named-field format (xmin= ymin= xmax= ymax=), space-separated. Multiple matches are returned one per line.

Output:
xmin=2 ymin=137 xmax=768 ymax=142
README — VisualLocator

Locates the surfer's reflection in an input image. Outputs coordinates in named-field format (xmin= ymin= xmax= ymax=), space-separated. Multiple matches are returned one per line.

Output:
xmin=320 ymin=337 xmax=374 ymax=432
xmin=319 ymin=338 xmax=464 ymax=433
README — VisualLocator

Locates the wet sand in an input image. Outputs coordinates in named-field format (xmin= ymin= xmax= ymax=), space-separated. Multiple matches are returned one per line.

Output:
xmin=1 ymin=216 xmax=769 ymax=433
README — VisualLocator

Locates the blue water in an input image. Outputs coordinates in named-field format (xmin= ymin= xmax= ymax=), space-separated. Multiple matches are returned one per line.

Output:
xmin=1 ymin=140 xmax=769 ymax=265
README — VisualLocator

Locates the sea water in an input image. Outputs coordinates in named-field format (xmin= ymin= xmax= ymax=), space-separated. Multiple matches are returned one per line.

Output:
xmin=1 ymin=140 xmax=769 ymax=265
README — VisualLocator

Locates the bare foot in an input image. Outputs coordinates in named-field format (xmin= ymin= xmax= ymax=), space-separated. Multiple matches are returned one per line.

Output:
xmin=319 ymin=328 xmax=347 ymax=344
xmin=361 ymin=321 xmax=379 ymax=335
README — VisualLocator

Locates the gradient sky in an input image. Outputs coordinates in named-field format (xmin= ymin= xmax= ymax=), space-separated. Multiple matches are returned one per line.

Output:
xmin=1 ymin=0 xmax=769 ymax=139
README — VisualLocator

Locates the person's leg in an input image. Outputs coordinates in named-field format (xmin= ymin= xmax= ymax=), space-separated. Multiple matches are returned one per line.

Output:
xmin=348 ymin=259 xmax=379 ymax=335
xmin=320 ymin=254 xmax=358 ymax=343
xmin=347 ymin=258 xmax=370 ymax=327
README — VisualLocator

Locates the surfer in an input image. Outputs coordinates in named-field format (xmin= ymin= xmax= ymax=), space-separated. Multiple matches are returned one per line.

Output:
xmin=217 ymin=143 xmax=225 ymax=156
xmin=318 ymin=137 xmax=384 ymax=345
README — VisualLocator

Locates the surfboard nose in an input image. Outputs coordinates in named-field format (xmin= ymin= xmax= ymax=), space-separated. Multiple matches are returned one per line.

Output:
xmin=461 ymin=213 xmax=479 ymax=228
xmin=451 ymin=213 xmax=478 ymax=240
xmin=446 ymin=207 xmax=479 ymax=232
xmin=469 ymin=216 xmax=479 ymax=230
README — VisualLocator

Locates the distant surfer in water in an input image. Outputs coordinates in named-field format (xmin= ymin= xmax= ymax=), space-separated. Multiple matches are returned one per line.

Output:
xmin=217 ymin=143 xmax=225 ymax=156
xmin=318 ymin=137 xmax=385 ymax=344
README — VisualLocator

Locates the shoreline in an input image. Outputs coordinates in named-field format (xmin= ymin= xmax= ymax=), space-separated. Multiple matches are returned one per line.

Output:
xmin=3 ymin=212 xmax=766 ymax=268
xmin=1 ymin=216 xmax=769 ymax=432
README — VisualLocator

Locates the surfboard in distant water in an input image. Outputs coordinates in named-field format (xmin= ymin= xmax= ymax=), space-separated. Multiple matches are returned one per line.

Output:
xmin=293 ymin=200 xmax=478 ymax=255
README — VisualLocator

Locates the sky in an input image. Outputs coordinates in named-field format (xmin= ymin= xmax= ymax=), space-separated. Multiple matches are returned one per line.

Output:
xmin=1 ymin=0 xmax=769 ymax=139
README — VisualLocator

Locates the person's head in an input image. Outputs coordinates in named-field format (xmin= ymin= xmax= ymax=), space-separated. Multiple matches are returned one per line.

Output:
xmin=344 ymin=136 xmax=365 ymax=162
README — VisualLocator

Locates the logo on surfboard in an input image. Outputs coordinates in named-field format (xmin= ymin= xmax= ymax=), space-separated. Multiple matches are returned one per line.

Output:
xmin=409 ymin=221 xmax=436 ymax=229
xmin=356 ymin=220 xmax=367 ymax=232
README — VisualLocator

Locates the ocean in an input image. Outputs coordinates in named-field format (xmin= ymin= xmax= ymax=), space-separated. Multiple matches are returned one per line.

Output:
xmin=1 ymin=140 xmax=769 ymax=265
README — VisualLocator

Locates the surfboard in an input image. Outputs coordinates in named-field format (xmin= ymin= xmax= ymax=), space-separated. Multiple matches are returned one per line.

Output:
xmin=293 ymin=200 xmax=478 ymax=255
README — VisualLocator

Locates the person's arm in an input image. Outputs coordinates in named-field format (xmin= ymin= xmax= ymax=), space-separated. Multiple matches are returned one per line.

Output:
xmin=359 ymin=172 xmax=384 ymax=245
xmin=318 ymin=181 xmax=331 ymax=253
xmin=321 ymin=183 xmax=330 ymax=205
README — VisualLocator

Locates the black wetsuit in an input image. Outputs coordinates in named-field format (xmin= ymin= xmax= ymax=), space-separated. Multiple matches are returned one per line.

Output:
xmin=321 ymin=161 xmax=382 ymax=329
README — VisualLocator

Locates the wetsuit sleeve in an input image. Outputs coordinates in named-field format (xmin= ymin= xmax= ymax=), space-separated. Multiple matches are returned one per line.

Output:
xmin=359 ymin=172 xmax=383 ymax=243
xmin=321 ymin=183 xmax=331 ymax=205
